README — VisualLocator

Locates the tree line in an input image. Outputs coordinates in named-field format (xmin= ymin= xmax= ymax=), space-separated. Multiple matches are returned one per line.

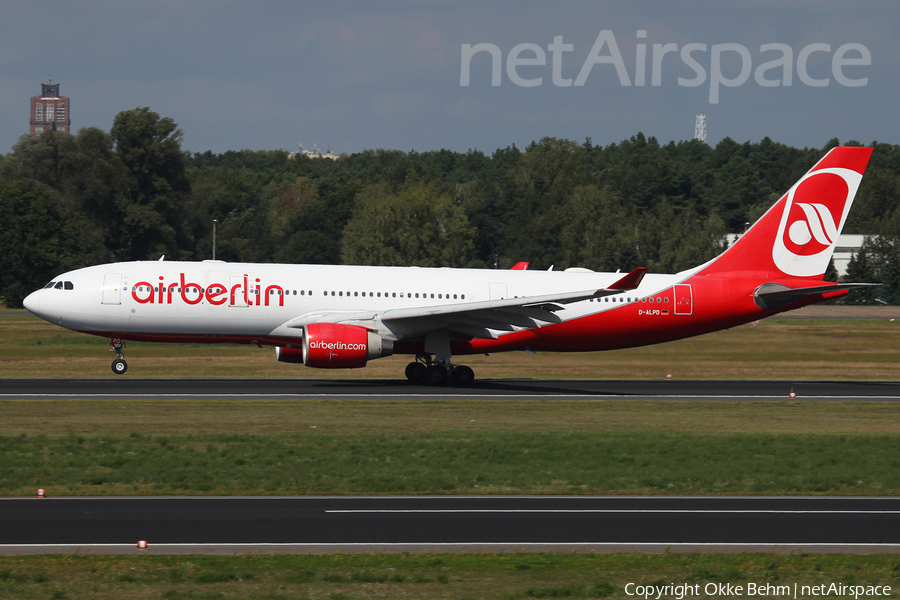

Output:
xmin=2 ymin=107 xmax=900 ymax=307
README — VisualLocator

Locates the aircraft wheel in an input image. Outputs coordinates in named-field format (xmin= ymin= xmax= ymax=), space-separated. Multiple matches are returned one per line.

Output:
xmin=425 ymin=365 xmax=446 ymax=385
xmin=111 ymin=359 xmax=128 ymax=375
xmin=405 ymin=362 xmax=427 ymax=382
xmin=451 ymin=366 xmax=475 ymax=386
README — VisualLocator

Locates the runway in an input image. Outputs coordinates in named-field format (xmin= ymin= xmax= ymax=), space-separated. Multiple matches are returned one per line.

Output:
xmin=2 ymin=378 xmax=900 ymax=400
xmin=4 ymin=378 xmax=899 ymax=555
xmin=2 ymin=496 xmax=900 ymax=555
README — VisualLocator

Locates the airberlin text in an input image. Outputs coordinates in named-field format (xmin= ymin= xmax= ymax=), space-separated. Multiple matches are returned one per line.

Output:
xmin=309 ymin=340 xmax=366 ymax=351
xmin=460 ymin=31 xmax=871 ymax=103
xmin=624 ymin=581 xmax=890 ymax=599
xmin=129 ymin=274 xmax=283 ymax=307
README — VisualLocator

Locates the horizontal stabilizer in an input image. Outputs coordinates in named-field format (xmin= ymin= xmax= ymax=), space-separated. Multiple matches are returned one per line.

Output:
xmin=754 ymin=282 xmax=880 ymax=311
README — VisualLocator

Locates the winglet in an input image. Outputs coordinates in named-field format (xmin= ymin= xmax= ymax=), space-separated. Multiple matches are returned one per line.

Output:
xmin=510 ymin=262 xmax=529 ymax=270
xmin=607 ymin=267 xmax=648 ymax=291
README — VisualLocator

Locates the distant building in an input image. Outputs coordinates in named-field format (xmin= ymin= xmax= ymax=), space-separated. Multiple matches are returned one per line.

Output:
xmin=30 ymin=80 xmax=70 ymax=135
xmin=725 ymin=233 xmax=867 ymax=278
xmin=289 ymin=143 xmax=339 ymax=160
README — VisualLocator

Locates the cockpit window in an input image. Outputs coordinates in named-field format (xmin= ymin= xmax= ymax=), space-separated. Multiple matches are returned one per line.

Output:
xmin=64 ymin=281 xmax=74 ymax=290
xmin=43 ymin=281 xmax=57 ymax=289
xmin=54 ymin=282 xmax=63 ymax=289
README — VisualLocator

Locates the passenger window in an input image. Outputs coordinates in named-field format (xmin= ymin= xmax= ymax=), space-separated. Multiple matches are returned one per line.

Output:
xmin=392 ymin=293 xmax=396 ymax=298
xmin=377 ymin=292 xmax=381 ymax=297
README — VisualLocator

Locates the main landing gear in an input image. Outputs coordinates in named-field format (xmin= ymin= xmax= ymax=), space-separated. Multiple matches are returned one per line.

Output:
xmin=109 ymin=338 xmax=127 ymax=375
xmin=405 ymin=355 xmax=475 ymax=386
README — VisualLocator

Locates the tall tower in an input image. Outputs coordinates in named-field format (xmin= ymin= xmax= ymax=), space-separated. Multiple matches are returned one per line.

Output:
xmin=30 ymin=80 xmax=71 ymax=134
xmin=694 ymin=114 xmax=707 ymax=143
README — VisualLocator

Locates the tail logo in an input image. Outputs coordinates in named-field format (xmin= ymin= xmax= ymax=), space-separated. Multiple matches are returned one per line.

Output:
xmin=772 ymin=167 xmax=862 ymax=277
xmin=786 ymin=202 xmax=839 ymax=252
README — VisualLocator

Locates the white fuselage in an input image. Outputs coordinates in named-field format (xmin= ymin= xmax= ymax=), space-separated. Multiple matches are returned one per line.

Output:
xmin=24 ymin=260 xmax=684 ymax=347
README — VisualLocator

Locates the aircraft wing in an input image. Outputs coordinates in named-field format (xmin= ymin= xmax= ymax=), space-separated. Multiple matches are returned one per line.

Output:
xmin=268 ymin=268 xmax=647 ymax=341
xmin=381 ymin=267 xmax=645 ymax=338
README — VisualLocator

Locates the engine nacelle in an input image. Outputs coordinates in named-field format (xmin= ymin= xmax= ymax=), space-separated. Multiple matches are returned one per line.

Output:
xmin=275 ymin=346 xmax=305 ymax=364
xmin=303 ymin=323 xmax=393 ymax=369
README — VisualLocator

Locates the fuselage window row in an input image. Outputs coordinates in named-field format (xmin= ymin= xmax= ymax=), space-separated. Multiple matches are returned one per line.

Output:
xmin=128 ymin=286 xmax=475 ymax=302
xmin=596 ymin=296 xmax=670 ymax=304
xmin=316 ymin=291 xmax=466 ymax=301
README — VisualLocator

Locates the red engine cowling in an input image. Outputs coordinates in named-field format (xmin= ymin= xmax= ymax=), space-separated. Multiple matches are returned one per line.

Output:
xmin=275 ymin=346 xmax=305 ymax=364
xmin=303 ymin=323 xmax=393 ymax=368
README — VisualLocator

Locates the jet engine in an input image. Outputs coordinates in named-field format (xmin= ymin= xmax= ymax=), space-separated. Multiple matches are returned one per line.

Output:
xmin=301 ymin=323 xmax=393 ymax=368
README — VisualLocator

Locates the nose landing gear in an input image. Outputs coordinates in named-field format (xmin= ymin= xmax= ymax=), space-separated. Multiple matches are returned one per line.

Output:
xmin=109 ymin=338 xmax=127 ymax=375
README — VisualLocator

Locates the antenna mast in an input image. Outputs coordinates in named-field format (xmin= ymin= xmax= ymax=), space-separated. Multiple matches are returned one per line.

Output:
xmin=694 ymin=114 xmax=707 ymax=143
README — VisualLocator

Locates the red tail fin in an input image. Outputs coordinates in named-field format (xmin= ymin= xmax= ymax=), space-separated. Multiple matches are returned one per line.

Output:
xmin=698 ymin=146 xmax=873 ymax=280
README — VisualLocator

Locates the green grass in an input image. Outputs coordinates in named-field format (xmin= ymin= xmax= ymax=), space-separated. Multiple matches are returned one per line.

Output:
xmin=0 ymin=553 xmax=898 ymax=599
xmin=2 ymin=398 xmax=900 ymax=496
xmin=3 ymin=429 xmax=900 ymax=496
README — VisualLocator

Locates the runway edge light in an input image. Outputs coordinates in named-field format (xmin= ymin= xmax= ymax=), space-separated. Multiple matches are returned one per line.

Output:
xmin=36 ymin=488 xmax=45 ymax=497
xmin=137 ymin=540 xmax=148 ymax=550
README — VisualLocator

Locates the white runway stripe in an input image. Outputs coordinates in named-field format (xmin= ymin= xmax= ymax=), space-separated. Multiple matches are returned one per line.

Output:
xmin=326 ymin=509 xmax=900 ymax=514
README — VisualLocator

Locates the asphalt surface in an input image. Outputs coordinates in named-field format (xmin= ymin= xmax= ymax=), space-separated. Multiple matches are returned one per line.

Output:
xmin=2 ymin=496 xmax=900 ymax=555
xmin=4 ymin=378 xmax=899 ymax=555
xmin=2 ymin=378 xmax=900 ymax=400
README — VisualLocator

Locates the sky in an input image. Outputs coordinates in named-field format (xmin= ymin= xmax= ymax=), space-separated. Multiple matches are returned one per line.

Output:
xmin=1 ymin=1 xmax=897 ymax=156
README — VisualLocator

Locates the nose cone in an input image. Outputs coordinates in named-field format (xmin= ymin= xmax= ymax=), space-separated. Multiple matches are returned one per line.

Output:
xmin=22 ymin=290 xmax=40 ymax=314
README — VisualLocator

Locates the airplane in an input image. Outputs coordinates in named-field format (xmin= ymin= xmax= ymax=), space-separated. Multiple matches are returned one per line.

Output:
xmin=23 ymin=146 xmax=877 ymax=385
